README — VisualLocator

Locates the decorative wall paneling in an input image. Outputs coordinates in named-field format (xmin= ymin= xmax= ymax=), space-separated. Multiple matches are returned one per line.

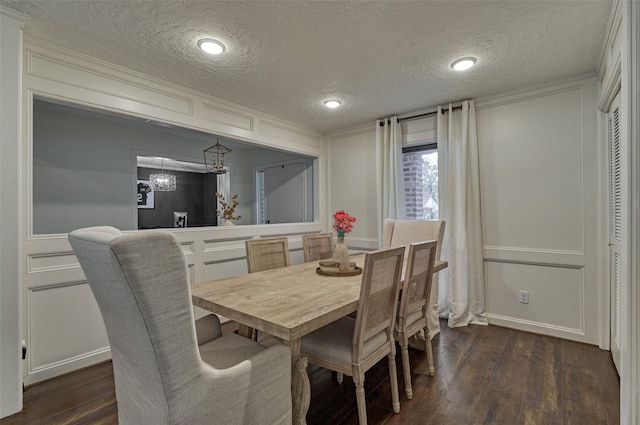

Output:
xmin=20 ymin=37 xmax=325 ymax=385
xmin=476 ymin=78 xmax=603 ymax=345
xmin=22 ymin=224 xmax=318 ymax=385
xmin=23 ymin=37 xmax=323 ymax=157
xmin=326 ymin=77 xmax=604 ymax=346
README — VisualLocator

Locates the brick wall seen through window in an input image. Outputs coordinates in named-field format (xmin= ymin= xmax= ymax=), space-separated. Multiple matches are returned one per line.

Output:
xmin=402 ymin=146 xmax=438 ymax=219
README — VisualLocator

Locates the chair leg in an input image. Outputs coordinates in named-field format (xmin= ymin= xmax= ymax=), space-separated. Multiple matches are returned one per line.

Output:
xmin=399 ymin=341 xmax=413 ymax=399
xmin=387 ymin=353 xmax=400 ymax=413
xmin=336 ymin=372 xmax=344 ymax=384
xmin=354 ymin=373 xmax=368 ymax=425
xmin=425 ymin=328 xmax=435 ymax=376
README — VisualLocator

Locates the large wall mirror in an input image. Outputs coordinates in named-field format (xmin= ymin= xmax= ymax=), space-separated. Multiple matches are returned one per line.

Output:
xmin=32 ymin=98 xmax=316 ymax=234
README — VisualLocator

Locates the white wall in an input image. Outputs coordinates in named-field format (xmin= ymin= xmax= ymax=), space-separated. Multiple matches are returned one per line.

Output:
xmin=476 ymin=77 xmax=603 ymax=344
xmin=0 ymin=7 xmax=28 ymax=419
xmin=326 ymin=76 xmax=605 ymax=345
xmin=326 ymin=125 xmax=379 ymax=251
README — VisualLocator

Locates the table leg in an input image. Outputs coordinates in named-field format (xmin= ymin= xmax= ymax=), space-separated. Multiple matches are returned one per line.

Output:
xmin=286 ymin=339 xmax=310 ymax=425
xmin=237 ymin=324 xmax=254 ymax=339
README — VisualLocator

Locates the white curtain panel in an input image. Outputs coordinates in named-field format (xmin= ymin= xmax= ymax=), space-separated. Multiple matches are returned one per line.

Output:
xmin=437 ymin=101 xmax=488 ymax=328
xmin=375 ymin=116 xmax=406 ymax=246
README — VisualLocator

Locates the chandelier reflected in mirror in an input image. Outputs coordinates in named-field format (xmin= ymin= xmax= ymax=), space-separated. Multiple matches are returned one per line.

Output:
xmin=149 ymin=158 xmax=177 ymax=191
xmin=203 ymin=139 xmax=232 ymax=174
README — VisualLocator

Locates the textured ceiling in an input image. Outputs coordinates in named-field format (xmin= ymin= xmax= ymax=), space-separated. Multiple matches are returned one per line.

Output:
xmin=2 ymin=0 xmax=611 ymax=133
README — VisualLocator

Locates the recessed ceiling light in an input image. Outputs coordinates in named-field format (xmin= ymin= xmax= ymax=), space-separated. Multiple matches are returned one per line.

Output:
xmin=451 ymin=57 xmax=477 ymax=71
xmin=324 ymin=99 xmax=342 ymax=109
xmin=198 ymin=38 xmax=226 ymax=55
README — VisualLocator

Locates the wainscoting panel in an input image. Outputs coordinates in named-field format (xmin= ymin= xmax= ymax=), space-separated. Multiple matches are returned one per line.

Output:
xmin=202 ymin=102 xmax=254 ymax=132
xmin=27 ymin=52 xmax=193 ymax=116
xmin=27 ymin=251 xmax=78 ymax=272
xmin=22 ymin=223 xmax=322 ymax=385
xmin=24 ymin=37 xmax=323 ymax=158
xmin=485 ymin=261 xmax=585 ymax=335
xmin=259 ymin=119 xmax=321 ymax=150
xmin=478 ymin=85 xmax=584 ymax=253
xmin=27 ymin=281 xmax=109 ymax=379
xmin=476 ymin=77 xmax=602 ymax=345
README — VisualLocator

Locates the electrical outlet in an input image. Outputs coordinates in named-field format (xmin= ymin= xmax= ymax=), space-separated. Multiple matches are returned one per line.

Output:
xmin=519 ymin=290 xmax=529 ymax=304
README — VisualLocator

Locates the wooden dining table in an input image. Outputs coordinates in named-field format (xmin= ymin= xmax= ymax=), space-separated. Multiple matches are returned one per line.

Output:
xmin=191 ymin=253 xmax=447 ymax=425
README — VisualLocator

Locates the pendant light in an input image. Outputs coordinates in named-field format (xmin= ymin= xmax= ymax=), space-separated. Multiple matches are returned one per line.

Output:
xmin=203 ymin=139 xmax=232 ymax=174
xmin=149 ymin=158 xmax=177 ymax=191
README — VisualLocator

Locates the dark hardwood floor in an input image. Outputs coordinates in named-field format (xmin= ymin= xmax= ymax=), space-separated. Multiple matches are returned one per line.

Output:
xmin=1 ymin=321 xmax=619 ymax=425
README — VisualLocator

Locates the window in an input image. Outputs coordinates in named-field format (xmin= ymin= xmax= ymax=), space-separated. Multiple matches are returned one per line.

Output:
xmin=402 ymin=143 xmax=438 ymax=219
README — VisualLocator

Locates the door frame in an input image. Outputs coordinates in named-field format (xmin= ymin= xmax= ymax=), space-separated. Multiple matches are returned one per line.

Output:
xmin=254 ymin=158 xmax=310 ymax=224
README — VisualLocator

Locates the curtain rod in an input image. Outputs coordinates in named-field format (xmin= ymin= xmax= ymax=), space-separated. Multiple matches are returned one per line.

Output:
xmin=397 ymin=105 xmax=463 ymax=123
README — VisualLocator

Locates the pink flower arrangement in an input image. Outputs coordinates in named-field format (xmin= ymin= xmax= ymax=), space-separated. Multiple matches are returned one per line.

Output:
xmin=333 ymin=210 xmax=356 ymax=237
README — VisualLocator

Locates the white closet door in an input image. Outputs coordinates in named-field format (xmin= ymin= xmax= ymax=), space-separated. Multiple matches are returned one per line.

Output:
xmin=608 ymin=90 xmax=625 ymax=374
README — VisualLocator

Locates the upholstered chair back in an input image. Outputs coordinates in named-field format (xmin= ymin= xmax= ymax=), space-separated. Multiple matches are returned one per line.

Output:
xmin=381 ymin=218 xmax=446 ymax=338
xmin=382 ymin=218 xmax=445 ymax=260
xmin=69 ymin=227 xmax=202 ymax=424
xmin=70 ymin=226 xmax=293 ymax=425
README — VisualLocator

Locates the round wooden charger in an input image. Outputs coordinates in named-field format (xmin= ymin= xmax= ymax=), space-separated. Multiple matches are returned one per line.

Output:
xmin=315 ymin=266 xmax=363 ymax=277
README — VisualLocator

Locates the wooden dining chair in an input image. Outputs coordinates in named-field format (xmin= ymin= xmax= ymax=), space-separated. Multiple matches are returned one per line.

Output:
xmin=244 ymin=236 xmax=291 ymax=339
xmin=302 ymin=233 xmax=334 ymax=262
xmin=246 ymin=236 xmax=291 ymax=272
xmin=301 ymin=246 xmax=405 ymax=425
xmin=394 ymin=240 xmax=438 ymax=399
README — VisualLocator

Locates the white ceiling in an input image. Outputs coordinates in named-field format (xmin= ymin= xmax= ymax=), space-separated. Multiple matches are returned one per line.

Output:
xmin=3 ymin=0 xmax=611 ymax=133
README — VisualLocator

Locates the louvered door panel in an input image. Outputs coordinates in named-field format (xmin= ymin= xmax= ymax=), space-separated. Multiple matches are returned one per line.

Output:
xmin=608 ymin=92 xmax=622 ymax=374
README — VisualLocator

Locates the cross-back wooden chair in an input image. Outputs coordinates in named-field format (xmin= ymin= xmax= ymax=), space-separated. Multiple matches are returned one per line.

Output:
xmin=244 ymin=236 xmax=291 ymax=339
xmin=301 ymin=246 xmax=405 ymax=425
xmin=394 ymin=240 xmax=438 ymax=399
xmin=302 ymin=233 xmax=334 ymax=262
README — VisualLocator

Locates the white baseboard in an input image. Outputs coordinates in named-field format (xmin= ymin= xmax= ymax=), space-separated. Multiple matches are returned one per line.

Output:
xmin=487 ymin=314 xmax=599 ymax=347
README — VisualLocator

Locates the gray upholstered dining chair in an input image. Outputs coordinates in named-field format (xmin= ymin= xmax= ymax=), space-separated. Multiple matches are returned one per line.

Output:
xmin=302 ymin=233 xmax=334 ymax=262
xmin=394 ymin=240 xmax=438 ymax=399
xmin=382 ymin=218 xmax=445 ymax=340
xmin=69 ymin=226 xmax=292 ymax=425
xmin=301 ymin=246 xmax=405 ymax=425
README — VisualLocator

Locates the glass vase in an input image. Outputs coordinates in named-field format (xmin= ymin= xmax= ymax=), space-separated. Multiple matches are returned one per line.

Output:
xmin=334 ymin=236 xmax=350 ymax=271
